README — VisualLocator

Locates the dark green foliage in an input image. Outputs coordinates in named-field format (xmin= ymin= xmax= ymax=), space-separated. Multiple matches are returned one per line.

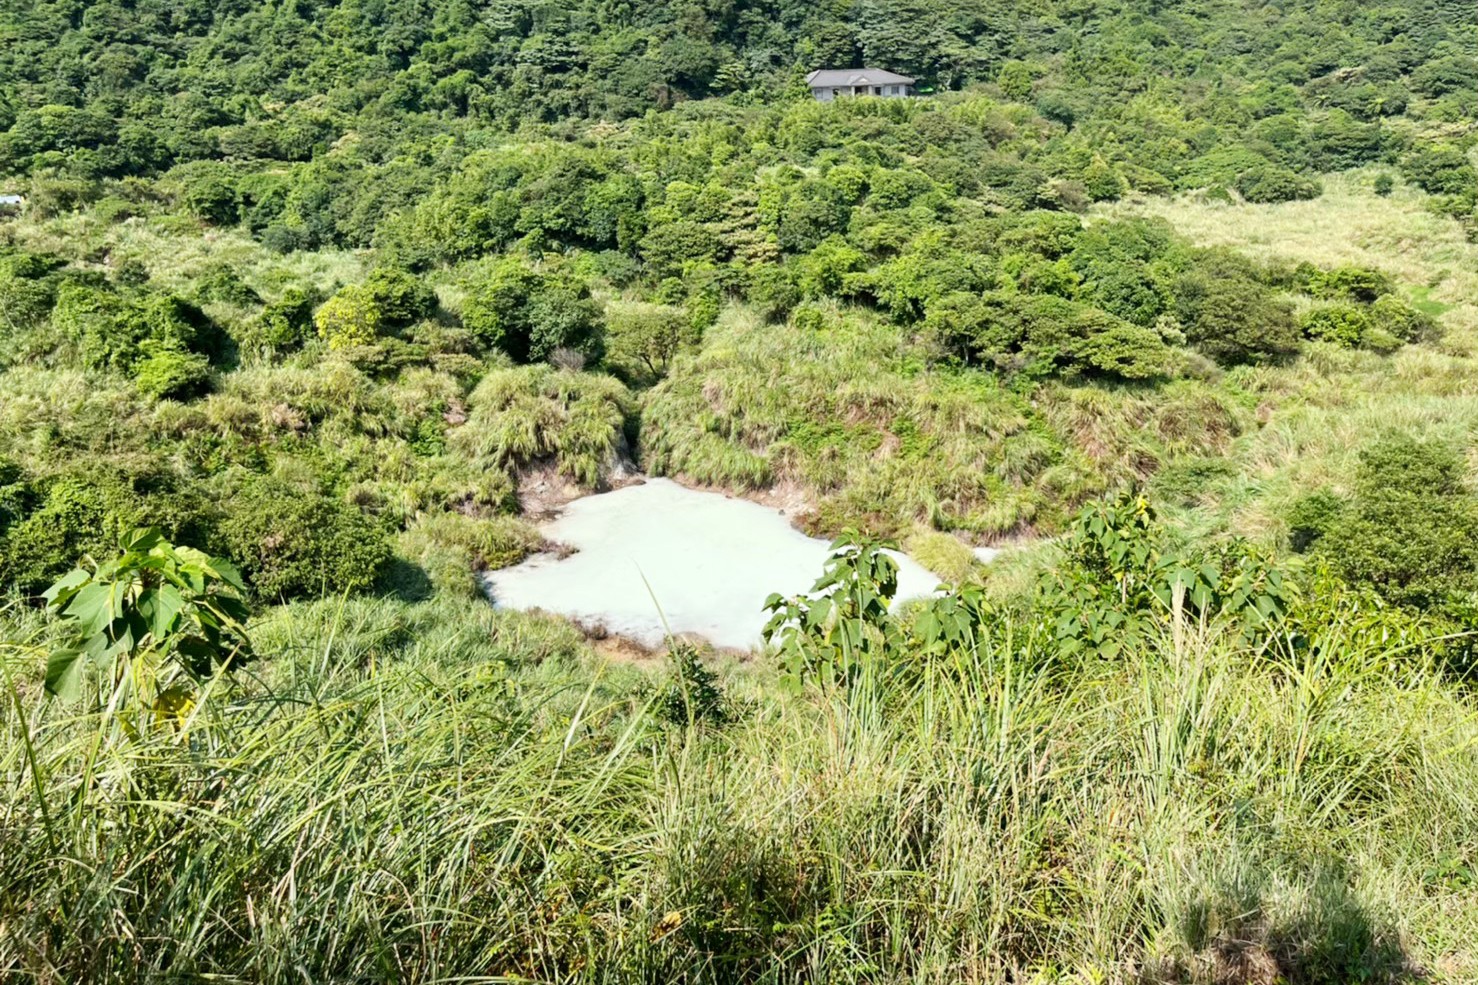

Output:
xmin=1311 ymin=435 xmax=1478 ymax=611
xmin=0 ymin=467 xmax=217 ymax=595
xmin=1373 ymin=173 xmax=1395 ymax=197
xmin=0 ymin=458 xmax=34 ymax=537
xmin=655 ymin=642 xmax=730 ymax=727
xmin=49 ymin=284 xmax=218 ymax=375
xmin=219 ymin=479 xmax=393 ymax=602
xmin=247 ymin=288 xmax=318 ymax=352
xmin=1399 ymin=146 xmax=1478 ymax=196
xmin=1235 ymin=165 xmax=1321 ymax=204
xmin=1310 ymin=267 xmax=1394 ymax=304
xmin=1369 ymin=294 xmax=1439 ymax=346
xmin=930 ymin=292 xmax=1174 ymax=381
xmin=461 ymin=260 xmax=604 ymax=364
xmin=640 ymin=222 xmax=721 ymax=279
xmin=1172 ymin=250 xmax=1300 ymax=364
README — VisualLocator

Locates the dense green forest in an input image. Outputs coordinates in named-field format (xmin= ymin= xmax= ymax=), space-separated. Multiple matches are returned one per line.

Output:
xmin=3 ymin=0 xmax=1478 ymax=979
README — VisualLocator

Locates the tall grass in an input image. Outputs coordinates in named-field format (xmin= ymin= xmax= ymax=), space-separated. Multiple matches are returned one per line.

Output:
xmin=641 ymin=306 xmax=1248 ymax=541
xmin=3 ymin=595 xmax=1474 ymax=981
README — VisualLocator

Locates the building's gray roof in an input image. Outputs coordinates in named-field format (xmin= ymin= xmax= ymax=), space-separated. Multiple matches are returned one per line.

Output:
xmin=805 ymin=68 xmax=915 ymax=88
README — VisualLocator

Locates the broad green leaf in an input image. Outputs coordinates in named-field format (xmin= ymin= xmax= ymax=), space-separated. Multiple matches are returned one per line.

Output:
xmin=150 ymin=584 xmax=186 ymax=639
xmin=42 ymin=568 xmax=91 ymax=606
xmin=64 ymin=582 xmax=120 ymax=637
xmin=44 ymin=648 xmax=87 ymax=700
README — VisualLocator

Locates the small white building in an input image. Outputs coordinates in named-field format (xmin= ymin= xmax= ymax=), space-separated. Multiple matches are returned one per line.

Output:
xmin=806 ymin=69 xmax=916 ymax=102
xmin=0 ymin=194 xmax=23 ymax=213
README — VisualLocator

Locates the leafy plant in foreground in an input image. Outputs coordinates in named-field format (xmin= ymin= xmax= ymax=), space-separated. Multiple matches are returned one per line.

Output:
xmin=763 ymin=532 xmax=905 ymax=689
xmin=43 ymin=528 xmax=252 ymax=714
xmin=655 ymin=641 xmax=729 ymax=727
xmin=1038 ymin=494 xmax=1292 ymax=659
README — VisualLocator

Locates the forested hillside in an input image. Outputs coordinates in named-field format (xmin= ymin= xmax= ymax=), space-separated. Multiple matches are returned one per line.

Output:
xmin=4 ymin=0 xmax=1478 ymax=980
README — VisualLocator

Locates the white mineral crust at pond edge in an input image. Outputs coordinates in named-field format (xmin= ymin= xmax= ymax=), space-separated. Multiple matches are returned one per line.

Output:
xmin=484 ymin=478 xmax=945 ymax=650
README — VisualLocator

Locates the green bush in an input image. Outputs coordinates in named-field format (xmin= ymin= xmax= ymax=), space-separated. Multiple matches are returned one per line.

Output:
xmin=1287 ymin=487 xmax=1344 ymax=552
xmin=363 ymin=267 xmax=437 ymax=327
xmin=1300 ymin=304 xmax=1372 ymax=348
xmin=1172 ymin=250 xmax=1300 ymax=364
xmin=51 ymin=283 xmax=207 ymax=373
xmin=1309 ymin=265 xmax=1394 ymax=303
xmin=930 ymin=292 xmax=1175 ymax=381
xmin=0 ymin=467 xmax=216 ymax=594
xmin=1234 ymin=164 xmax=1322 ymax=203
xmin=461 ymin=260 xmax=604 ymax=364
xmin=219 ymin=479 xmax=393 ymax=601
xmin=1399 ymin=145 xmax=1477 ymax=196
xmin=314 ymin=285 xmax=384 ymax=349
xmin=1369 ymin=294 xmax=1439 ymax=346
xmin=1312 ymin=435 xmax=1478 ymax=611
xmin=247 ymin=287 xmax=317 ymax=352
xmin=133 ymin=344 xmax=212 ymax=399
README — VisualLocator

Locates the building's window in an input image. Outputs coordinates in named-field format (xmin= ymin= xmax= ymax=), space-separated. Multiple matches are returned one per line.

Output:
xmin=832 ymin=88 xmax=841 ymax=98
xmin=873 ymin=86 xmax=882 ymax=95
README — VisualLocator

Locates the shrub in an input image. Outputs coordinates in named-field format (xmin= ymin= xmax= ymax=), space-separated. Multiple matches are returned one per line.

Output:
xmin=51 ymin=283 xmax=207 ymax=373
xmin=1287 ymin=488 xmax=1344 ymax=552
xmin=248 ymin=287 xmax=317 ymax=351
xmin=314 ymin=285 xmax=384 ymax=349
xmin=134 ymin=345 xmax=212 ymax=399
xmin=1313 ymin=435 xmax=1478 ymax=610
xmin=462 ymin=260 xmax=604 ymax=364
xmin=1235 ymin=164 xmax=1322 ymax=203
xmin=1081 ymin=159 xmax=1126 ymax=202
xmin=746 ymin=263 xmax=801 ymax=322
xmin=932 ymin=292 xmax=1175 ymax=381
xmin=1310 ymin=265 xmax=1393 ymax=303
xmin=1399 ymin=145 xmax=1477 ymax=196
xmin=219 ymin=480 xmax=391 ymax=601
xmin=1172 ymin=250 xmax=1300 ymax=364
xmin=180 ymin=171 xmax=240 ymax=225
xmin=1373 ymin=173 xmax=1394 ymax=197
xmin=0 ymin=467 xmax=216 ymax=594
xmin=1300 ymin=304 xmax=1372 ymax=347
xmin=1373 ymin=294 xmax=1437 ymax=343
xmin=363 ymin=267 xmax=437 ymax=327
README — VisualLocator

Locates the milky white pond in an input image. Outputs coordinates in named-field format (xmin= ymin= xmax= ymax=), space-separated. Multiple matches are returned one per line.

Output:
xmin=484 ymin=478 xmax=947 ymax=650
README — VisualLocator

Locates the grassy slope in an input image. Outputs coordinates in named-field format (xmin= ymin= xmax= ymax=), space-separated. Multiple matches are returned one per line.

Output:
xmin=1101 ymin=172 xmax=1478 ymax=541
xmin=2 ymin=597 xmax=1476 ymax=981
xmin=641 ymin=305 xmax=1254 ymax=544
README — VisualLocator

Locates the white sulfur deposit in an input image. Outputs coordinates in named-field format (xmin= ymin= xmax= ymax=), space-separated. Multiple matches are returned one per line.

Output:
xmin=484 ymin=478 xmax=945 ymax=650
